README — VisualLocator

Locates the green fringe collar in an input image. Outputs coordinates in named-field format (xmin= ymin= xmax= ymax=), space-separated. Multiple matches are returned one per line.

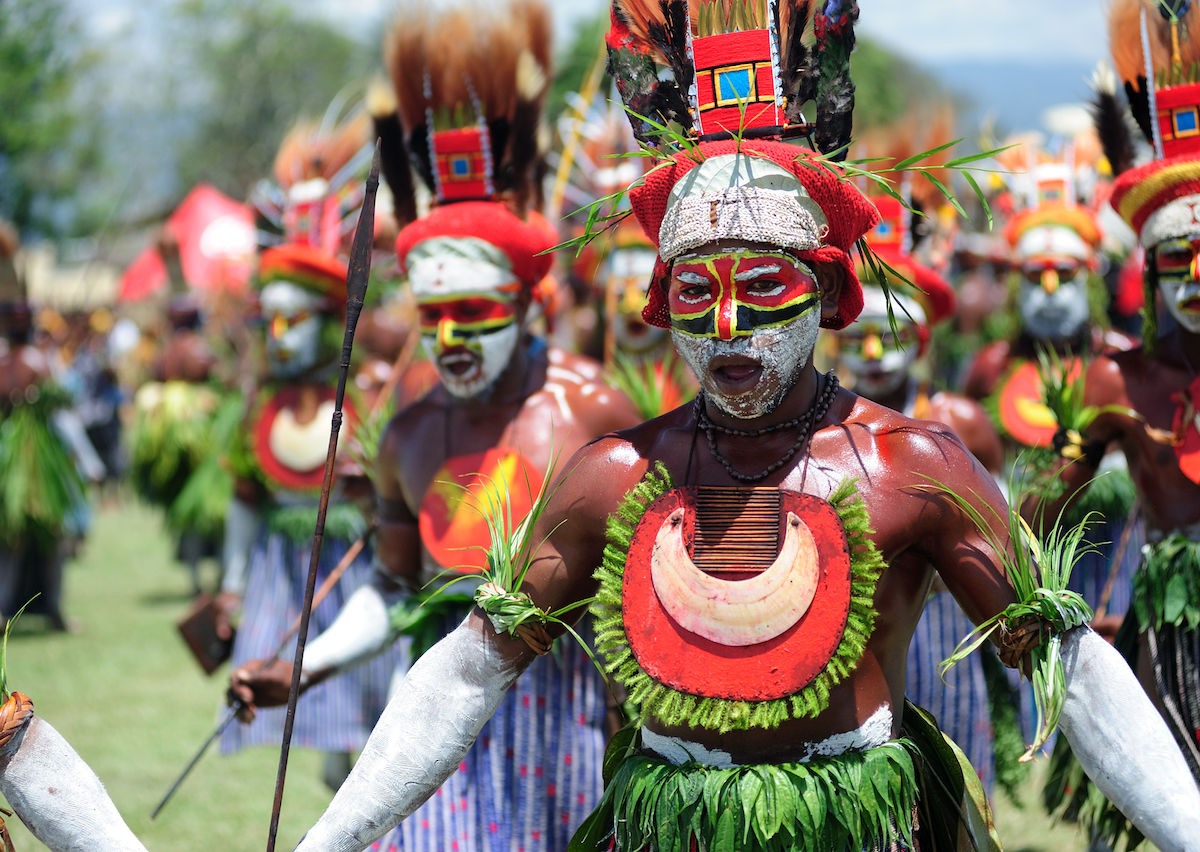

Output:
xmin=591 ymin=462 xmax=886 ymax=733
xmin=1133 ymin=533 xmax=1200 ymax=632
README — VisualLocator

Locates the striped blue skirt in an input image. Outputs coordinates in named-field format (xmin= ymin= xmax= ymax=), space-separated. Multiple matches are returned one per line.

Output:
xmin=219 ymin=532 xmax=404 ymax=754
xmin=906 ymin=590 xmax=994 ymax=793
xmin=369 ymin=622 xmax=608 ymax=852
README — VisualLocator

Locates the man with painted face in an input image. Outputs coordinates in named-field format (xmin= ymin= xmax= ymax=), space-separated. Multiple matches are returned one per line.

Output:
xmin=214 ymin=243 xmax=403 ymax=792
xmin=1033 ymin=1 xmax=1200 ymax=840
xmin=275 ymin=4 xmax=1199 ymax=850
xmin=230 ymin=4 xmax=640 ymax=851
xmin=836 ymin=196 xmax=1009 ymax=797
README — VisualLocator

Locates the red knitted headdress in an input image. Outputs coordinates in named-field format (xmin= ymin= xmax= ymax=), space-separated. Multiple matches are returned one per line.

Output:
xmin=632 ymin=140 xmax=880 ymax=330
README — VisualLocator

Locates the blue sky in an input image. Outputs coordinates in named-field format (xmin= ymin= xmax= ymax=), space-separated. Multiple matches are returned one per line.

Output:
xmin=83 ymin=0 xmax=1111 ymax=134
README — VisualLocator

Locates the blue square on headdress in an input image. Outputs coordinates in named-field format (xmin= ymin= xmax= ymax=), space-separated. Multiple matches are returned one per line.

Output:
xmin=1175 ymin=108 xmax=1198 ymax=136
xmin=716 ymin=67 xmax=754 ymax=104
xmin=874 ymin=222 xmax=893 ymax=239
xmin=451 ymin=155 xmax=471 ymax=178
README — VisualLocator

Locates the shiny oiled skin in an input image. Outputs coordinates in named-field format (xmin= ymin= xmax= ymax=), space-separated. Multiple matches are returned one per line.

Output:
xmin=499 ymin=260 xmax=1022 ymax=764
xmin=374 ymin=341 xmax=641 ymax=588
xmin=1054 ymin=327 xmax=1200 ymax=537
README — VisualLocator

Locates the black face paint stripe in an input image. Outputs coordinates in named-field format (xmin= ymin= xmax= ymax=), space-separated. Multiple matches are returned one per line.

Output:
xmin=669 ymin=294 xmax=818 ymax=337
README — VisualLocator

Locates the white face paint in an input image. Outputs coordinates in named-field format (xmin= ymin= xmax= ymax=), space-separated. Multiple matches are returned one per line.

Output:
xmin=837 ymin=288 xmax=923 ymax=399
xmin=407 ymin=236 xmax=525 ymax=400
xmin=1013 ymin=226 xmax=1094 ymax=342
xmin=420 ymin=322 xmax=519 ymax=399
xmin=1151 ymin=234 xmax=1200 ymax=334
xmin=259 ymin=280 xmax=326 ymax=378
xmin=1017 ymin=273 xmax=1091 ymax=342
xmin=673 ymin=312 xmax=818 ymax=419
xmin=610 ymin=247 xmax=667 ymax=355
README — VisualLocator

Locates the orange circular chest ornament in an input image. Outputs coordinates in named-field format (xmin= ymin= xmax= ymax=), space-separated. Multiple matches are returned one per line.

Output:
xmin=418 ymin=448 xmax=543 ymax=573
xmin=996 ymin=359 xmax=1081 ymax=448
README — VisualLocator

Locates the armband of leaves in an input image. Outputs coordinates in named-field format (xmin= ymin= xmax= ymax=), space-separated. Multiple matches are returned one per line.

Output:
xmin=920 ymin=476 xmax=1094 ymax=760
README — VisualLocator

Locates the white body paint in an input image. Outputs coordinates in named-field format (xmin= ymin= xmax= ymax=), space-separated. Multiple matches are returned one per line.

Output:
xmin=0 ymin=717 xmax=146 ymax=852
xmin=641 ymin=705 xmax=892 ymax=768
xmin=421 ymin=321 xmax=519 ymax=400
xmin=296 ymin=618 xmax=523 ymax=852
xmin=1058 ymin=627 xmax=1200 ymax=851
xmin=260 ymin=280 xmax=326 ymax=378
xmin=1140 ymin=192 xmax=1200 ymax=249
xmin=300 ymin=581 xmax=406 ymax=681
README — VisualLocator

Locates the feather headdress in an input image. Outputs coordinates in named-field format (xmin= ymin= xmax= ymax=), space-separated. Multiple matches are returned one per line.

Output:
xmin=383 ymin=0 xmax=552 ymax=215
xmin=608 ymin=0 xmax=858 ymax=157
xmin=1108 ymin=0 xmax=1200 ymax=245
xmin=252 ymin=100 xmax=373 ymax=255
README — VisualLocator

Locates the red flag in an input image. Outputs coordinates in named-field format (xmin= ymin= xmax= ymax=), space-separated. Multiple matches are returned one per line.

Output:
xmin=119 ymin=185 xmax=256 ymax=301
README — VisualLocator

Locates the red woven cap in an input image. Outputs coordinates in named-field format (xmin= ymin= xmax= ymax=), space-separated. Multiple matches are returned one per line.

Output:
xmin=257 ymin=243 xmax=347 ymax=303
xmin=395 ymin=201 xmax=556 ymax=291
xmin=1110 ymin=153 xmax=1200 ymax=240
xmin=866 ymin=245 xmax=956 ymax=327
xmin=632 ymin=140 xmax=880 ymax=330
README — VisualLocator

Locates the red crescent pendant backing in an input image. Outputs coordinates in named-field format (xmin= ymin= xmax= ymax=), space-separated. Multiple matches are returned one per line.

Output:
xmin=1173 ymin=376 xmax=1200 ymax=485
xmin=623 ymin=487 xmax=852 ymax=701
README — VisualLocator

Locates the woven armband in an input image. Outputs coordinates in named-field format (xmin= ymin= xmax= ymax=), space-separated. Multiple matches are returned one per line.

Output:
xmin=1051 ymin=428 xmax=1105 ymax=468
xmin=474 ymin=582 xmax=553 ymax=656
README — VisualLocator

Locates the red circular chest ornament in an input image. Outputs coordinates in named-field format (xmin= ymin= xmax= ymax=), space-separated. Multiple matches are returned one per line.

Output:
xmin=252 ymin=386 xmax=358 ymax=492
xmin=996 ymin=359 xmax=1081 ymax=448
xmin=622 ymin=488 xmax=852 ymax=702
xmin=1173 ymin=376 xmax=1200 ymax=485
xmin=418 ymin=448 xmax=543 ymax=573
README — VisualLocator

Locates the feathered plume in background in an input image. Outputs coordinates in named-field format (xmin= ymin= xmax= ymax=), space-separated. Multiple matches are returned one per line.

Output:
xmin=254 ymin=97 xmax=372 ymax=250
xmin=812 ymin=0 xmax=859 ymax=159
xmin=607 ymin=1 xmax=694 ymax=142
xmin=1090 ymin=61 xmax=1138 ymax=178
xmin=1109 ymin=0 xmax=1200 ymax=149
xmin=384 ymin=0 xmax=552 ymax=213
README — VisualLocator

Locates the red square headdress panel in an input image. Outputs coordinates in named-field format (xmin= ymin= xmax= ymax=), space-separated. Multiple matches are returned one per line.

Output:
xmin=606 ymin=1 xmax=874 ymax=329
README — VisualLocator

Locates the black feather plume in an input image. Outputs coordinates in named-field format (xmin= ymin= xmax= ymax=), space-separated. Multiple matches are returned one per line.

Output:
xmin=1093 ymin=89 xmax=1137 ymax=177
xmin=372 ymin=110 xmax=416 ymax=226
xmin=813 ymin=0 xmax=859 ymax=159
xmin=780 ymin=0 xmax=815 ymax=125
xmin=1124 ymin=77 xmax=1153 ymax=146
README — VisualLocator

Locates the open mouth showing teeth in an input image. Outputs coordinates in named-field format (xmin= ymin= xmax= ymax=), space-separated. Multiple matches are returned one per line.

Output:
xmin=1182 ymin=296 xmax=1200 ymax=313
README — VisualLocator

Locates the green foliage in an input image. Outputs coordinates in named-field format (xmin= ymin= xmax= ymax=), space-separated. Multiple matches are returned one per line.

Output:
xmin=1132 ymin=533 xmax=1200 ymax=632
xmin=571 ymin=737 xmax=918 ymax=852
xmin=606 ymin=354 xmax=687 ymax=421
xmin=851 ymin=37 xmax=958 ymax=132
xmin=168 ymin=0 xmax=372 ymax=200
xmin=0 ymin=0 xmax=104 ymax=237
xmin=922 ymin=476 xmax=1094 ymax=761
xmin=0 ymin=384 xmax=86 ymax=548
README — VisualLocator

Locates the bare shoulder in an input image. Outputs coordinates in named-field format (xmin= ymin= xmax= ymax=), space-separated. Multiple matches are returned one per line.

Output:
xmin=378 ymin=390 xmax=447 ymax=457
xmin=542 ymin=345 xmax=641 ymax=431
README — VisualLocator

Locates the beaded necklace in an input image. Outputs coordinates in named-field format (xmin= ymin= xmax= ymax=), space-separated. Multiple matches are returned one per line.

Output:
xmin=694 ymin=371 xmax=839 ymax=483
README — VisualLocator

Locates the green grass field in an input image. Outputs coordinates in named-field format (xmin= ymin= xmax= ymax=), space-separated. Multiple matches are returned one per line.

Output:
xmin=0 ymin=499 xmax=1146 ymax=850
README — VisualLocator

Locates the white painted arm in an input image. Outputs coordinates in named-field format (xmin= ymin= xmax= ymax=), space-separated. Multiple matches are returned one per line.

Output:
xmin=49 ymin=408 xmax=105 ymax=483
xmin=0 ymin=717 xmax=145 ymax=852
xmin=300 ymin=577 xmax=407 ymax=683
xmin=1059 ymin=627 xmax=1200 ymax=852
xmin=220 ymin=496 xmax=260 ymax=595
xmin=294 ymin=615 xmax=527 ymax=852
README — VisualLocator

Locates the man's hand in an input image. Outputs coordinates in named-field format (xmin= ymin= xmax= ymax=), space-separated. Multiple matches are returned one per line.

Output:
xmin=211 ymin=591 xmax=242 ymax=641
xmin=227 ymin=658 xmax=297 ymax=723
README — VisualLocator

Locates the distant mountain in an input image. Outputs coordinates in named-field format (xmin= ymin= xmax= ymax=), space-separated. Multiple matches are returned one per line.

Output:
xmin=924 ymin=58 xmax=1099 ymax=138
